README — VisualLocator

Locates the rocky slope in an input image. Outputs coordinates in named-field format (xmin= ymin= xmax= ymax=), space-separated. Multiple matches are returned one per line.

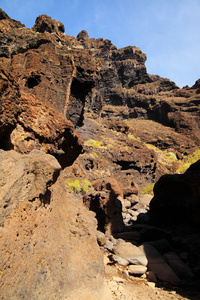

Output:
xmin=0 ymin=9 xmax=200 ymax=299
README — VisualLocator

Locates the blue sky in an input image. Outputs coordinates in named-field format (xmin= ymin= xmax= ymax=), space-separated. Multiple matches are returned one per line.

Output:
xmin=1 ymin=0 xmax=200 ymax=88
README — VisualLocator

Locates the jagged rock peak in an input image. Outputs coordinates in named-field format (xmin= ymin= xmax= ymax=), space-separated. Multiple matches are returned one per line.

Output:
xmin=77 ymin=29 xmax=89 ymax=41
xmin=76 ymin=30 xmax=117 ymax=50
xmin=0 ymin=8 xmax=25 ymax=28
xmin=32 ymin=14 xmax=65 ymax=33
xmin=191 ymin=78 xmax=200 ymax=91
xmin=0 ymin=8 xmax=9 ymax=20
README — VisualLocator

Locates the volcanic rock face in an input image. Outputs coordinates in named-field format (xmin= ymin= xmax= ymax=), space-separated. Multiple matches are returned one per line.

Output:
xmin=0 ymin=11 xmax=101 ymax=165
xmin=1 ymin=9 xmax=200 ymax=299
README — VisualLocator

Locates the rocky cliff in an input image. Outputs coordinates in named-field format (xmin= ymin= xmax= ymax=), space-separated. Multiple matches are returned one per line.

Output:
xmin=0 ymin=9 xmax=200 ymax=299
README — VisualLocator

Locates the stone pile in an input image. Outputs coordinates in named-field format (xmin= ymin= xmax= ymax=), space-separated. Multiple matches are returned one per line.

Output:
xmin=97 ymin=230 xmax=195 ymax=285
xmin=120 ymin=194 xmax=152 ymax=226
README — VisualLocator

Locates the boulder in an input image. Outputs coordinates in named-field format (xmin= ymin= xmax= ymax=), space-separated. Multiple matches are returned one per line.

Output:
xmin=0 ymin=150 xmax=61 ymax=226
xmin=163 ymin=251 xmax=194 ymax=279
xmin=113 ymin=239 xmax=148 ymax=266
xmin=140 ymin=244 xmax=181 ymax=283
xmin=149 ymin=159 xmax=200 ymax=225
xmin=92 ymin=177 xmax=123 ymax=199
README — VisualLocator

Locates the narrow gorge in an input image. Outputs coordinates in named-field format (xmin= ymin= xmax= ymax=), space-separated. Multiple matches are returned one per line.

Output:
xmin=0 ymin=9 xmax=200 ymax=299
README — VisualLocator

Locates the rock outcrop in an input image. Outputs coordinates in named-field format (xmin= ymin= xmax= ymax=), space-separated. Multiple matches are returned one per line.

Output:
xmin=0 ymin=150 xmax=61 ymax=226
xmin=0 ymin=11 xmax=101 ymax=166
xmin=149 ymin=159 xmax=200 ymax=225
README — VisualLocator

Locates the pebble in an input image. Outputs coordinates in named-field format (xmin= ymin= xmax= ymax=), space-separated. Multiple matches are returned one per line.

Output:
xmin=131 ymin=216 xmax=138 ymax=221
xmin=109 ymin=235 xmax=117 ymax=245
xmin=137 ymin=208 xmax=148 ymax=214
xmin=128 ymin=195 xmax=140 ymax=204
xmin=122 ymin=270 xmax=129 ymax=277
xmin=97 ymin=230 xmax=106 ymax=246
xmin=104 ymin=240 xmax=114 ymax=252
xmin=147 ymin=282 xmax=156 ymax=288
xmin=127 ymin=209 xmax=139 ymax=216
xmin=123 ymin=200 xmax=132 ymax=209
xmin=113 ymin=276 xmax=125 ymax=283
xmin=169 ymin=291 xmax=176 ymax=295
xmin=128 ymin=265 xmax=147 ymax=275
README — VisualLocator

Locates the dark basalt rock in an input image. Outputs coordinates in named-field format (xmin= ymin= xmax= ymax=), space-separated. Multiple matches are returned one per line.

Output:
xmin=149 ymin=160 xmax=200 ymax=226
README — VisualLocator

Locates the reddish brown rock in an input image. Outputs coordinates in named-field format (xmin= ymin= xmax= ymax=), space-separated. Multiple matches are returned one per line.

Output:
xmin=92 ymin=177 xmax=123 ymax=198
xmin=84 ymin=177 xmax=124 ymax=234
xmin=0 ymin=8 xmax=24 ymax=28
xmin=1 ymin=9 xmax=200 ymax=171
xmin=0 ymin=150 xmax=61 ymax=226
xmin=0 ymin=10 xmax=103 ymax=165
xmin=32 ymin=14 xmax=65 ymax=33
xmin=0 ymin=170 xmax=110 ymax=299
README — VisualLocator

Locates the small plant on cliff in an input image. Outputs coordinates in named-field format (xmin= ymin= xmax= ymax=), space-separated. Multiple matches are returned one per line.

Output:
xmin=84 ymin=139 xmax=102 ymax=148
xmin=128 ymin=134 xmax=141 ymax=141
xmin=107 ymin=143 xmax=114 ymax=148
xmin=176 ymin=149 xmax=200 ymax=173
xmin=65 ymin=179 xmax=92 ymax=194
xmin=141 ymin=183 xmax=155 ymax=195
xmin=21 ymin=136 xmax=27 ymax=142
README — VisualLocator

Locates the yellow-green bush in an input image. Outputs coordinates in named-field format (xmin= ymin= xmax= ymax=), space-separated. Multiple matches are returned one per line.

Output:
xmin=141 ymin=183 xmax=155 ymax=195
xmin=176 ymin=149 xmax=200 ymax=173
xmin=128 ymin=134 xmax=136 ymax=140
xmin=128 ymin=134 xmax=141 ymax=141
xmin=84 ymin=139 xmax=102 ymax=148
xmin=107 ymin=143 xmax=114 ymax=148
xmin=65 ymin=179 xmax=92 ymax=194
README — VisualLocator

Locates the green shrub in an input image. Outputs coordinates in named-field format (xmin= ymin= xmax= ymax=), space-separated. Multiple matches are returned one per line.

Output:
xmin=142 ymin=183 xmax=155 ymax=195
xmin=176 ymin=149 xmax=200 ymax=173
xmin=128 ymin=134 xmax=141 ymax=141
xmin=128 ymin=134 xmax=136 ymax=140
xmin=85 ymin=139 xmax=102 ymax=148
xmin=65 ymin=179 xmax=92 ymax=194
xmin=82 ymin=180 xmax=92 ymax=193
xmin=107 ymin=143 xmax=114 ymax=148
